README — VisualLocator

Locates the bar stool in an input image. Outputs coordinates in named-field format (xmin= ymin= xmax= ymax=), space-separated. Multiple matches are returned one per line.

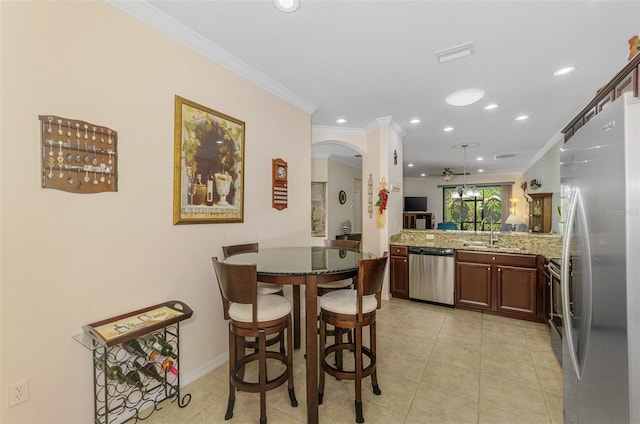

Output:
xmin=318 ymin=239 xmax=361 ymax=296
xmin=318 ymin=254 xmax=388 ymax=423
xmin=212 ymin=257 xmax=297 ymax=424
xmin=222 ymin=243 xmax=284 ymax=295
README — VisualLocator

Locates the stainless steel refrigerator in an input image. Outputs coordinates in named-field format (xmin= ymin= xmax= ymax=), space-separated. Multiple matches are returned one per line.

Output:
xmin=560 ymin=92 xmax=640 ymax=424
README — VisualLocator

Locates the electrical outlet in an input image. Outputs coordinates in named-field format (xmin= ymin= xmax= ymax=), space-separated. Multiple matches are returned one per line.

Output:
xmin=8 ymin=379 xmax=29 ymax=407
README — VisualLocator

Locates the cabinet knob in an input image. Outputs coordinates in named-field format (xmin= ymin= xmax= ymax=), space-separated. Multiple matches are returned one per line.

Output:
xmin=404 ymin=259 xmax=406 ymax=263
xmin=487 ymin=267 xmax=491 ymax=271
xmin=498 ymin=268 xmax=502 ymax=272
xmin=492 ymin=256 xmax=496 ymax=261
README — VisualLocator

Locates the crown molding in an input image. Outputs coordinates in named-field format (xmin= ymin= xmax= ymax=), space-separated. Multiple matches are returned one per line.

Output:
xmin=311 ymin=125 xmax=367 ymax=136
xmin=365 ymin=116 xmax=407 ymax=137
xmin=108 ymin=0 xmax=317 ymax=115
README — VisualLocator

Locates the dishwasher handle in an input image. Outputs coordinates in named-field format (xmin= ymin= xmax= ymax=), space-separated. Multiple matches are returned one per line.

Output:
xmin=408 ymin=247 xmax=454 ymax=256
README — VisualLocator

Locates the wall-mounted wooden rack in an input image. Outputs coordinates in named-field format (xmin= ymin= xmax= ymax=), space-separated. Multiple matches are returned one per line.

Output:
xmin=39 ymin=115 xmax=118 ymax=193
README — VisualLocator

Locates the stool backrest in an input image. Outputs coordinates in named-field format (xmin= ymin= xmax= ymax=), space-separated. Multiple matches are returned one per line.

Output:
xmin=212 ymin=257 xmax=258 ymax=327
xmin=324 ymin=239 xmax=361 ymax=252
xmin=222 ymin=242 xmax=259 ymax=259
xmin=356 ymin=254 xmax=388 ymax=317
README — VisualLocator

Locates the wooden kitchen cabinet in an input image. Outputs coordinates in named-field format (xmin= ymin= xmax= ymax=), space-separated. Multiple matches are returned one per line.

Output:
xmin=455 ymin=250 xmax=544 ymax=322
xmin=389 ymin=245 xmax=409 ymax=299
xmin=456 ymin=261 xmax=492 ymax=309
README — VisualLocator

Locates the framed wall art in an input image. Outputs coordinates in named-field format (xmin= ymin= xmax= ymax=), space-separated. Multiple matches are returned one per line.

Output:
xmin=311 ymin=182 xmax=326 ymax=237
xmin=173 ymin=95 xmax=245 ymax=224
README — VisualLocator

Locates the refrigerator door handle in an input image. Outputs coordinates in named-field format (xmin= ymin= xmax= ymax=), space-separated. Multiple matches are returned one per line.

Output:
xmin=561 ymin=189 xmax=593 ymax=380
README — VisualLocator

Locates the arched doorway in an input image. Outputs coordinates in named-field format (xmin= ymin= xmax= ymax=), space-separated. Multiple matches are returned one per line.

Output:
xmin=311 ymin=141 xmax=364 ymax=239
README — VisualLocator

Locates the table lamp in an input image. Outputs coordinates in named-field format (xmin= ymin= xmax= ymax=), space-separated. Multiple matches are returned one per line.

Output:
xmin=505 ymin=214 xmax=521 ymax=231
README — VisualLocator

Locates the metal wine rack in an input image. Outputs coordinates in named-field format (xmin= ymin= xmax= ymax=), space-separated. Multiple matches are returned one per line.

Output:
xmin=74 ymin=301 xmax=193 ymax=424
xmin=39 ymin=115 xmax=118 ymax=193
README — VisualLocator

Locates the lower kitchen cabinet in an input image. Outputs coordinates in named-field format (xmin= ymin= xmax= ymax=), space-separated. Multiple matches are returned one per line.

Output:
xmin=455 ymin=250 xmax=544 ymax=322
xmin=456 ymin=261 xmax=492 ymax=309
xmin=390 ymin=244 xmax=409 ymax=299
xmin=496 ymin=265 xmax=537 ymax=315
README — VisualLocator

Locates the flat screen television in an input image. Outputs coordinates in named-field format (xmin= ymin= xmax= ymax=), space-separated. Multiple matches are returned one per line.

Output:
xmin=404 ymin=196 xmax=427 ymax=212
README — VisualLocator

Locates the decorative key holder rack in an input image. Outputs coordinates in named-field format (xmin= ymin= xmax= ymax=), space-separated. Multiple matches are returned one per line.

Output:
xmin=39 ymin=115 xmax=118 ymax=193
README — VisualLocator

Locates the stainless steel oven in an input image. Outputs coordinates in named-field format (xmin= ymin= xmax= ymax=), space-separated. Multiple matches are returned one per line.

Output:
xmin=547 ymin=258 xmax=562 ymax=365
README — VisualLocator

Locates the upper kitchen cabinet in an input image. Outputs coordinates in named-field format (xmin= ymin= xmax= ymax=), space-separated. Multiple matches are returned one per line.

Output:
xmin=528 ymin=193 xmax=552 ymax=233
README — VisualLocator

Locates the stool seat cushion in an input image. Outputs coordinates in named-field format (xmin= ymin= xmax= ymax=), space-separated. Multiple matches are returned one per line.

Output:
xmin=319 ymin=289 xmax=377 ymax=315
xmin=258 ymin=282 xmax=284 ymax=295
xmin=318 ymin=279 xmax=352 ymax=290
xmin=229 ymin=294 xmax=291 ymax=322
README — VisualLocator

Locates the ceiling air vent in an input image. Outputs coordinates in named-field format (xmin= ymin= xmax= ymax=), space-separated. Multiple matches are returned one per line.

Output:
xmin=494 ymin=153 xmax=517 ymax=160
xmin=435 ymin=42 xmax=474 ymax=64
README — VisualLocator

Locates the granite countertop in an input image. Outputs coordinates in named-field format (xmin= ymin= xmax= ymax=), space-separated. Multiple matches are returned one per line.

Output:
xmin=389 ymin=229 xmax=562 ymax=259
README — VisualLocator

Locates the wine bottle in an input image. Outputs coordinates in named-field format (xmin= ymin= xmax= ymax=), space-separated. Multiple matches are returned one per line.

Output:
xmin=145 ymin=334 xmax=177 ymax=359
xmin=122 ymin=339 xmax=147 ymax=358
xmin=96 ymin=356 xmax=126 ymax=384
xmin=149 ymin=350 xmax=179 ymax=375
xmin=124 ymin=368 xmax=147 ymax=392
xmin=133 ymin=359 xmax=164 ymax=383
xmin=206 ymin=168 xmax=215 ymax=206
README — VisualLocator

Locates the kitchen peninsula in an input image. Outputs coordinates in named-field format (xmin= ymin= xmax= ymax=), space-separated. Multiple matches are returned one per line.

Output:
xmin=390 ymin=229 xmax=562 ymax=322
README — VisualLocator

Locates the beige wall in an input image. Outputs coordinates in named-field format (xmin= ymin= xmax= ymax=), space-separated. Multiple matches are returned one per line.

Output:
xmin=326 ymin=160 xmax=361 ymax=238
xmin=0 ymin=2 xmax=311 ymax=422
xmin=523 ymin=134 xmax=563 ymax=232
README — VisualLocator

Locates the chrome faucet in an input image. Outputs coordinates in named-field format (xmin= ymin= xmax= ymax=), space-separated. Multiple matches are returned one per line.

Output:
xmin=480 ymin=216 xmax=498 ymax=245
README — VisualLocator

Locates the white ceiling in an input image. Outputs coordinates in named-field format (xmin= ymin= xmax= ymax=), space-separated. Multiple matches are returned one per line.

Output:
xmin=114 ymin=0 xmax=640 ymax=178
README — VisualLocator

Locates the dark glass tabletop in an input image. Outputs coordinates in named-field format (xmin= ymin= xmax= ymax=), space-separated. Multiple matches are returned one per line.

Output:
xmin=224 ymin=246 xmax=373 ymax=275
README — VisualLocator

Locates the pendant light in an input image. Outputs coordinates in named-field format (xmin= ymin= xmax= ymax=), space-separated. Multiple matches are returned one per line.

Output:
xmin=450 ymin=143 xmax=480 ymax=199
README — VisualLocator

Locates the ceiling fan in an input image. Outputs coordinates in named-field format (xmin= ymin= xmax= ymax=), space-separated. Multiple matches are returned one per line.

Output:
xmin=427 ymin=168 xmax=469 ymax=181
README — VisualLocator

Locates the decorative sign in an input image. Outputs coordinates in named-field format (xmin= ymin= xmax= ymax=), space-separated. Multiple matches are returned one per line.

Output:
xmin=272 ymin=158 xmax=288 ymax=210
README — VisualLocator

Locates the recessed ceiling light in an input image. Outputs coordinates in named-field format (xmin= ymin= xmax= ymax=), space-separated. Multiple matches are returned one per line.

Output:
xmin=478 ymin=169 xmax=484 ymax=173
xmin=476 ymin=157 xmax=483 ymax=161
xmin=409 ymin=118 xmax=421 ymax=124
xmin=274 ymin=0 xmax=300 ymax=13
xmin=408 ymin=163 xmax=414 ymax=167
xmin=336 ymin=118 xmax=347 ymax=124
xmin=445 ymin=88 xmax=485 ymax=106
xmin=515 ymin=115 xmax=529 ymax=121
xmin=420 ymin=173 xmax=426 ymax=177
xmin=554 ymin=66 xmax=576 ymax=76
xmin=484 ymin=103 xmax=499 ymax=110
xmin=443 ymin=126 xmax=454 ymax=132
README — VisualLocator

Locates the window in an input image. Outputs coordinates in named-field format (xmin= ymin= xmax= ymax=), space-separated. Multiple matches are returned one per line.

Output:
xmin=442 ymin=186 xmax=504 ymax=231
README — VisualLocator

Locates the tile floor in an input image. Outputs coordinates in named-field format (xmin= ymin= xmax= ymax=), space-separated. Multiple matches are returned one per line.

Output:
xmin=143 ymin=298 xmax=562 ymax=423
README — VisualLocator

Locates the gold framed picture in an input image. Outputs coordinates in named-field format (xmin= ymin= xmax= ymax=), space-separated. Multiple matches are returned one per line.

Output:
xmin=173 ymin=95 xmax=245 ymax=224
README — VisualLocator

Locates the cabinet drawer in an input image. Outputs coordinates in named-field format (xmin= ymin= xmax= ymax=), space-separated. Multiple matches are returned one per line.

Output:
xmin=456 ymin=250 xmax=537 ymax=268
xmin=390 ymin=245 xmax=408 ymax=256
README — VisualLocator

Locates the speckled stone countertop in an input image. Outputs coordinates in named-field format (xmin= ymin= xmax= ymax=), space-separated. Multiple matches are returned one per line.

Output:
xmin=389 ymin=230 xmax=562 ymax=259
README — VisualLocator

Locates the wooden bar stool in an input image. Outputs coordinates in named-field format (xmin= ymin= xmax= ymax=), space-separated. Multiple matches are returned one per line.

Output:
xmin=222 ymin=243 xmax=284 ymax=295
xmin=318 ymin=239 xmax=361 ymax=296
xmin=222 ymin=243 xmax=286 ymax=353
xmin=212 ymin=257 xmax=297 ymax=424
xmin=318 ymin=254 xmax=388 ymax=423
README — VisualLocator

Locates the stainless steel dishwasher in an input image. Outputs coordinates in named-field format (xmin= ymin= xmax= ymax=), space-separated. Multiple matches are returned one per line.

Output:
xmin=408 ymin=247 xmax=455 ymax=306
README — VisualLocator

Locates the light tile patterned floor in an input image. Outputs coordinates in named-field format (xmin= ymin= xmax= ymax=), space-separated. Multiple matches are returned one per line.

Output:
xmin=143 ymin=298 xmax=562 ymax=423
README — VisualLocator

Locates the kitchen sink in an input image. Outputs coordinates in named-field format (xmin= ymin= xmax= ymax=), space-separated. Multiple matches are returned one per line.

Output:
xmin=462 ymin=241 xmax=486 ymax=247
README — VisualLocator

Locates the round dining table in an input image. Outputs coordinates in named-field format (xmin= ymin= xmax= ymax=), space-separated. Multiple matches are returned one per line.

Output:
xmin=224 ymin=246 xmax=374 ymax=424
